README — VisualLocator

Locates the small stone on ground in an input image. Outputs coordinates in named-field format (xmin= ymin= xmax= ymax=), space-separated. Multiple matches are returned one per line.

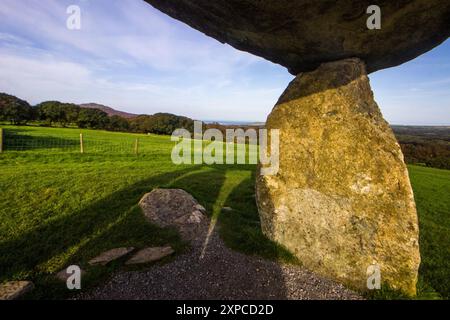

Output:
xmin=0 ymin=281 xmax=34 ymax=300
xmin=126 ymin=246 xmax=174 ymax=265
xmin=88 ymin=247 xmax=135 ymax=266
xmin=139 ymin=189 xmax=208 ymax=242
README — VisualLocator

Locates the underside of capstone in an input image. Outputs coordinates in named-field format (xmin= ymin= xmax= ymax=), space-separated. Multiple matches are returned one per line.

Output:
xmin=145 ymin=0 xmax=450 ymax=74
xmin=256 ymin=58 xmax=420 ymax=295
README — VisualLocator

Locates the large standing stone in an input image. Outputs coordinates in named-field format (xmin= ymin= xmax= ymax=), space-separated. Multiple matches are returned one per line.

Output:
xmin=145 ymin=0 xmax=450 ymax=74
xmin=256 ymin=58 xmax=420 ymax=295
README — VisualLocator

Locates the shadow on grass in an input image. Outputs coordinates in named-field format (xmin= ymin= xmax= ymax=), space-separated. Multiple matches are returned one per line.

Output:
xmin=3 ymin=128 xmax=80 ymax=151
xmin=73 ymin=167 xmax=295 ymax=300
xmin=162 ymin=165 xmax=296 ymax=263
xmin=217 ymin=169 xmax=298 ymax=264
xmin=0 ymin=167 xmax=201 ymax=282
xmin=0 ymin=163 xmax=299 ymax=299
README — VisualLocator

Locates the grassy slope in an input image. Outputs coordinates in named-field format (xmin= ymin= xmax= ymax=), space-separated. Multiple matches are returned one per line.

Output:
xmin=409 ymin=166 xmax=450 ymax=299
xmin=0 ymin=125 xmax=448 ymax=299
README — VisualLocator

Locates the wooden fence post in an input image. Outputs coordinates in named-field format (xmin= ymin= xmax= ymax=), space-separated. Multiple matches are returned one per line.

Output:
xmin=80 ymin=133 xmax=84 ymax=154
xmin=0 ymin=128 xmax=3 ymax=153
xmin=134 ymin=138 xmax=139 ymax=156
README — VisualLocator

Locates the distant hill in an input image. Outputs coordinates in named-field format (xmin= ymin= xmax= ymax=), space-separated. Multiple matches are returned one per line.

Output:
xmin=79 ymin=103 xmax=138 ymax=119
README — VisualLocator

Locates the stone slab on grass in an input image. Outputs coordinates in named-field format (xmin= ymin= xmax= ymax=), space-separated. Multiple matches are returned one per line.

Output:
xmin=139 ymin=189 xmax=208 ymax=242
xmin=0 ymin=281 xmax=34 ymax=300
xmin=88 ymin=247 xmax=135 ymax=266
xmin=126 ymin=246 xmax=174 ymax=265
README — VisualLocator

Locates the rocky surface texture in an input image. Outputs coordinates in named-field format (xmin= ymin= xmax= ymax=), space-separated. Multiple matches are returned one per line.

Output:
xmin=145 ymin=0 xmax=450 ymax=74
xmin=88 ymin=247 xmax=135 ymax=266
xmin=139 ymin=189 xmax=209 ymax=243
xmin=0 ymin=281 xmax=34 ymax=300
xmin=126 ymin=246 xmax=175 ymax=265
xmin=256 ymin=58 xmax=421 ymax=295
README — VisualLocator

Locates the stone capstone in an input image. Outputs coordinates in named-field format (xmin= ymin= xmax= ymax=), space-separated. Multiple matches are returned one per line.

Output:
xmin=255 ymin=58 xmax=421 ymax=295
xmin=145 ymin=0 xmax=450 ymax=74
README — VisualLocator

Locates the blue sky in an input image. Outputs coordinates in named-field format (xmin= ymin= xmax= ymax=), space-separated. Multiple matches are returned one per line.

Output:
xmin=0 ymin=0 xmax=449 ymax=124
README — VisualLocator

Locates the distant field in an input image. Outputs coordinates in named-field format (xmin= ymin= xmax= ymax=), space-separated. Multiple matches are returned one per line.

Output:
xmin=0 ymin=125 xmax=448 ymax=299
xmin=392 ymin=125 xmax=450 ymax=170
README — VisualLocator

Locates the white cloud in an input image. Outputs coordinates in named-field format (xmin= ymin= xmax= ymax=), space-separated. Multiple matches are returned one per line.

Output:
xmin=0 ymin=0 xmax=262 ymax=75
xmin=0 ymin=0 xmax=290 ymax=121
xmin=0 ymin=47 xmax=284 ymax=121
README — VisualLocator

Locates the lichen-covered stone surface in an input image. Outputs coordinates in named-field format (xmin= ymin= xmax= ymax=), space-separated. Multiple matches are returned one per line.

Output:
xmin=139 ymin=189 xmax=208 ymax=242
xmin=256 ymin=58 xmax=421 ymax=295
xmin=145 ymin=0 xmax=450 ymax=74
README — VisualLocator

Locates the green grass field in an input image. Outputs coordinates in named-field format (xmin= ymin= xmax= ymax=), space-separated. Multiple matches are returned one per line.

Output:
xmin=0 ymin=125 xmax=448 ymax=299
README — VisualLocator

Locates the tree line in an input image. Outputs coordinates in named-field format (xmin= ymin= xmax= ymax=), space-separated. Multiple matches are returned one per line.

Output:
xmin=400 ymin=141 xmax=450 ymax=170
xmin=0 ymin=92 xmax=194 ymax=135
xmin=2 ymin=92 xmax=448 ymax=169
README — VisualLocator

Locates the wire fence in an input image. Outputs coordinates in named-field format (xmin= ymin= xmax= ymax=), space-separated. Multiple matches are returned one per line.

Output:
xmin=0 ymin=128 xmax=146 ymax=155
xmin=0 ymin=128 xmax=259 ymax=161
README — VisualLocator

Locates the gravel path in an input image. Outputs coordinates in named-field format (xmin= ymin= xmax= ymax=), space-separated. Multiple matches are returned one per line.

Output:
xmin=77 ymin=223 xmax=362 ymax=300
